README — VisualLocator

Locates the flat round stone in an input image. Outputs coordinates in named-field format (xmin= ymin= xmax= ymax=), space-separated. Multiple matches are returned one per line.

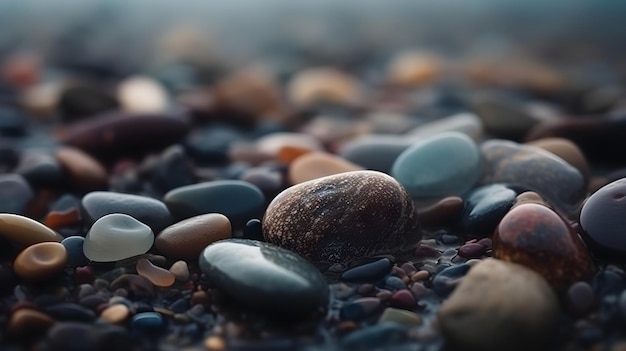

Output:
xmin=164 ymin=180 xmax=265 ymax=228
xmin=263 ymin=170 xmax=420 ymax=264
xmin=155 ymin=213 xmax=231 ymax=259
xmin=13 ymin=242 xmax=67 ymax=281
xmin=391 ymin=131 xmax=482 ymax=198
xmin=83 ymin=214 xmax=154 ymax=262
xmin=199 ymin=239 xmax=329 ymax=316
xmin=81 ymin=191 xmax=173 ymax=234
xmin=0 ymin=213 xmax=63 ymax=247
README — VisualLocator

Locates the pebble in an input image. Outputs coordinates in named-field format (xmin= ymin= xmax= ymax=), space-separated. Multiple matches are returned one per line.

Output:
xmin=8 ymin=308 xmax=55 ymax=336
xmin=13 ymin=242 xmax=67 ymax=281
xmin=81 ymin=191 xmax=173 ymax=234
xmin=580 ymin=177 xmax=626 ymax=259
xmin=406 ymin=112 xmax=483 ymax=141
xmin=199 ymin=239 xmax=329 ymax=316
xmin=58 ymin=112 xmax=189 ymax=161
xmin=45 ymin=303 xmax=96 ymax=322
xmin=287 ymin=151 xmax=363 ymax=185
xmin=494 ymin=203 xmax=592 ymax=289
xmin=204 ymin=336 xmax=227 ymax=351
xmin=100 ymin=304 xmax=130 ymax=324
xmin=460 ymin=183 xmax=517 ymax=237
xmin=566 ymin=281 xmax=596 ymax=317
xmin=417 ymin=196 xmax=464 ymax=229
xmin=61 ymin=236 xmax=89 ymax=267
xmin=242 ymin=218 xmax=264 ymax=241
xmin=378 ymin=307 xmax=422 ymax=326
xmin=45 ymin=322 xmax=97 ymax=351
xmin=136 ymin=258 xmax=175 ymax=288
xmin=457 ymin=242 xmax=487 ymax=259
xmin=0 ymin=173 xmax=34 ymax=215
xmin=287 ymin=67 xmax=360 ymax=108
xmin=388 ymin=289 xmax=416 ymax=310
xmin=117 ymin=76 xmax=169 ymax=113
xmin=526 ymin=137 xmax=590 ymax=180
xmin=132 ymin=312 xmax=165 ymax=332
xmin=339 ymin=297 xmax=381 ymax=321
xmin=169 ymin=260 xmax=190 ymax=282
xmin=438 ymin=259 xmax=561 ymax=351
xmin=256 ymin=132 xmax=323 ymax=157
xmin=83 ymin=214 xmax=154 ymax=262
xmin=164 ymin=180 xmax=265 ymax=228
xmin=340 ymin=322 xmax=409 ymax=351
xmin=387 ymin=50 xmax=442 ymax=87
xmin=0 ymin=213 xmax=63 ymax=246
xmin=470 ymin=91 xmax=542 ymax=139
xmin=391 ymin=131 xmax=482 ymax=198
xmin=110 ymin=274 xmax=155 ymax=298
xmin=149 ymin=144 xmax=195 ymax=195
xmin=58 ymin=83 xmax=119 ymax=120
xmin=155 ymin=213 xmax=231 ymax=259
xmin=479 ymin=139 xmax=586 ymax=216
xmin=15 ymin=151 xmax=64 ymax=187
xmin=340 ymin=258 xmax=393 ymax=283
xmin=339 ymin=135 xmax=412 ymax=174
xmin=263 ymin=170 xmax=420 ymax=263
xmin=55 ymin=147 xmax=108 ymax=191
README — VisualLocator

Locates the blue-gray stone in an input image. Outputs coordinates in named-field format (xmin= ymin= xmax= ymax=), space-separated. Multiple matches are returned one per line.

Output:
xmin=61 ymin=236 xmax=89 ymax=267
xmin=391 ymin=131 xmax=482 ymax=198
xmin=164 ymin=180 xmax=265 ymax=228
xmin=341 ymin=322 xmax=409 ymax=350
xmin=199 ymin=239 xmax=328 ymax=316
xmin=339 ymin=135 xmax=412 ymax=174
xmin=131 ymin=312 xmax=165 ymax=332
xmin=461 ymin=184 xmax=518 ymax=237
xmin=340 ymin=258 xmax=393 ymax=283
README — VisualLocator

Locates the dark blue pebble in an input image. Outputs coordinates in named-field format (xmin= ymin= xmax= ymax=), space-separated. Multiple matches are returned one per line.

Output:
xmin=168 ymin=297 xmax=190 ymax=313
xmin=62 ymin=236 xmax=89 ymax=267
xmin=242 ymin=219 xmax=264 ymax=241
xmin=132 ymin=312 xmax=165 ymax=333
xmin=461 ymin=184 xmax=517 ymax=237
xmin=339 ymin=298 xmax=381 ymax=321
xmin=438 ymin=234 xmax=460 ymax=245
xmin=150 ymin=145 xmax=195 ymax=195
xmin=592 ymin=269 xmax=626 ymax=298
xmin=340 ymin=258 xmax=393 ymax=283
xmin=341 ymin=322 xmax=409 ymax=350
xmin=383 ymin=276 xmax=406 ymax=290
xmin=78 ymin=295 xmax=108 ymax=311
xmin=45 ymin=303 xmax=96 ymax=322
xmin=432 ymin=263 xmax=471 ymax=297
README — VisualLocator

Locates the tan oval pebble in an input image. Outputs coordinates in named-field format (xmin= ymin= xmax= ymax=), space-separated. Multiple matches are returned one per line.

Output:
xmin=387 ymin=51 xmax=443 ymax=87
xmin=0 ymin=213 xmax=63 ymax=246
xmin=526 ymin=137 xmax=590 ymax=179
xmin=287 ymin=67 xmax=360 ymax=108
xmin=8 ymin=308 xmax=55 ymax=335
xmin=100 ymin=304 xmax=130 ymax=324
xmin=204 ymin=336 xmax=226 ymax=351
xmin=155 ymin=213 xmax=232 ymax=259
xmin=169 ymin=260 xmax=190 ymax=281
xmin=136 ymin=258 xmax=175 ymax=287
xmin=13 ymin=242 xmax=67 ymax=281
xmin=411 ymin=270 xmax=430 ymax=282
xmin=191 ymin=290 xmax=210 ymax=306
xmin=56 ymin=147 xmax=108 ymax=191
xmin=117 ymin=76 xmax=168 ymax=113
xmin=514 ymin=191 xmax=549 ymax=209
xmin=288 ymin=152 xmax=363 ymax=185
xmin=256 ymin=132 xmax=323 ymax=157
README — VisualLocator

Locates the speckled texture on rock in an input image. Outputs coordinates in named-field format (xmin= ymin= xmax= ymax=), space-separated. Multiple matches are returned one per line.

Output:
xmin=262 ymin=170 xmax=420 ymax=264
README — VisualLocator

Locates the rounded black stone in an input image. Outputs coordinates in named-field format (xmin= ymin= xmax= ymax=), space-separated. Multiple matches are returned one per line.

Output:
xmin=340 ymin=258 xmax=393 ymax=283
xmin=461 ymin=184 xmax=517 ymax=237
xmin=61 ymin=236 xmax=89 ymax=267
xmin=149 ymin=144 xmax=195 ymax=195
xmin=242 ymin=219 xmax=264 ymax=241
xmin=15 ymin=152 xmax=64 ymax=187
xmin=81 ymin=191 xmax=173 ymax=234
xmin=199 ymin=238 xmax=329 ymax=316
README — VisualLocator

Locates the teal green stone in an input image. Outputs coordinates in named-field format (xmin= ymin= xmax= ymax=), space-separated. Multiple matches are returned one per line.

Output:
xmin=391 ymin=132 xmax=482 ymax=198
xmin=164 ymin=180 xmax=265 ymax=228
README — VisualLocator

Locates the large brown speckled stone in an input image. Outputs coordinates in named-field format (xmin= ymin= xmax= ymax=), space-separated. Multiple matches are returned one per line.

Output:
xmin=262 ymin=170 xmax=420 ymax=264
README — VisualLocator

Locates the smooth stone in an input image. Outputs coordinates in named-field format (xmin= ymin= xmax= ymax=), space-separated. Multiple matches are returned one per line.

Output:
xmin=470 ymin=91 xmax=542 ymax=139
xmin=185 ymin=124 xmax=243 ymax=164
xmin=242 ymin=218 xmax=263 ymax=241
xmin=387 ymin=51 xmax=442 ymax=87
xmin=378 ymin=307 xmax=422 ymax=326
xmin=0 ymin=213 xmax=62 ymax=246
xmin=438 ymin=259 xmax=561 ymax=351
xmin=0 ymin=174 xmax=34 ymax=215
xmin=131 ymin=312 xmax=165 ymax=332
xmin=8 ymin=308 xmax=55 ymax=336
xmin=58 ymin=112 xmax=189 ymax=160
xmin=457 ymin=242 xmax=487 ymax=259
xmin=580 ymin=178 xmax=626 ymax=260
xmin=494 ymin=203 xmax=592 ymax=290
xmin=287 ymin=67 xmax=360 ymax=108
xmin=164 ymin=180 xmax=265 ymax=228
xmin=55 ymin=147 xmax=108 ymax=191
xmin=525 ymin=115 xmax=626 ymax=165
xmin=155 ymin=213 xmax=231 ymax=259
xmin=406 ymin=112 xmax=483 ymax=141
xmin=117 ymin=76 xmax=168 ymax=113
xmin=45 ymin=303 xmax=96 ymax=322
xmin=256 ymin=132 xmax=322 ymax=157
xmin=57 ymin=83 xmax=119 ymax=121
xmin=526 ymin=137 xmax=590 ymax=180
xmin=461 ymin=184 xmax=517 ymax=237
xmin=199 ymin=239 xmax=329 ymax=316
xmin=263 ymin=170 xmax=420 ymax=264
xmin=566 ymin=281 xmax=595 ymax=317
xmin=417 ymin=196 xmax=464 ymax=229
xmin=389 ymin=289 xmax=416 ymax=310
xmin=110 ymin=274 xmax=155 ymax=298
xmin=100 ymin=304 xmax=130 ymax=324
xmin=149 ymin=144 xmax=195 ymax=195
xmin=15 ymin=152 xmax=64 ymax=187
xmin=169 ymin=260 xmax=190 ymax=282
xmin=479 ymin=139 xmax=586 ymax=216
xmin=432 ymin=264 xmax=471 ymax=297
xmin=14 ymin=242 xmax=67 ymax=281
xmin=391 ymin=131 xmax=482 ymax=198
xmin=61 ymin=236 xmax=89 ymax=267
xmin=340 ymin=258 xmax=393 ymax=283
xmin=81 ymin=191 xmax=173 ymax=234
xmin=341 ymin=322 xmax=409 ymax=351
xmin=288 ymin=151 xmax=363 ymax=185
xmin=239 ymin=166 xmax=283 ymax=200
xmin=384 ymin=276 xmax=406 ymax=290
xmin=339 ymin=297 xmax=381 ymax=321
xmin=136 ymin=259 xmax=175 ymax=288
xmin=83 ymin=214 xmax=154 ymax=262
xmin=46 ymin=322 xmax=97 ymax=351
xmin=339 ymin=135 xmax=412 ymax=174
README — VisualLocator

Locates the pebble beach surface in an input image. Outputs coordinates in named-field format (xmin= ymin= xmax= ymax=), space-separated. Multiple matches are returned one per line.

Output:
xmin=0 ymin=24 xmax=626 ymax=351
